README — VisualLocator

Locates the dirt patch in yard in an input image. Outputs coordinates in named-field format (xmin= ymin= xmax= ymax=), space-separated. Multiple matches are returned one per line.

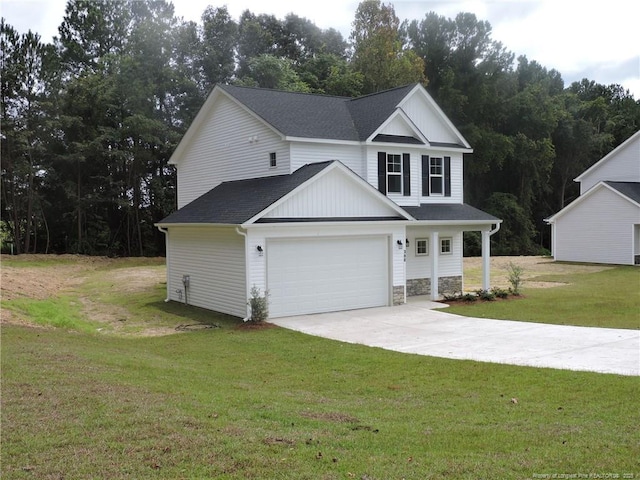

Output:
xmin=1 ymin=255 xmax=169 ymax=335
xmin=462 ymin=256 xmax=613 ymax=291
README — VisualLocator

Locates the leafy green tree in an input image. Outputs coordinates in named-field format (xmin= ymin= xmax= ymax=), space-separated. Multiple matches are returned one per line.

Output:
xmin=1 ymin=21 xmax=57 ymax=253
xmin=350 ymin=0 xmax=425 ymax=93
xmin=200 ymin=6 xmax=237 ymax=89
xmin=236 ymin=54 xmax=311 ymax=92
xmin=483 ymin=192 xmax=538 ymax=255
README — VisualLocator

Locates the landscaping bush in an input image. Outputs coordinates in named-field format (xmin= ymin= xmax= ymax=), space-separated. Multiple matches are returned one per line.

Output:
xmin=248 ymin=286 xmax=269 ymax=322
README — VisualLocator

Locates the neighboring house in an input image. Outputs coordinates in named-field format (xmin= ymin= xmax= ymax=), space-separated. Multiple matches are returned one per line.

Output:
xmin=157 ymin=84 xmax=501 ymax=319
xmin=547 ymin=130 xmax=640 ymax=265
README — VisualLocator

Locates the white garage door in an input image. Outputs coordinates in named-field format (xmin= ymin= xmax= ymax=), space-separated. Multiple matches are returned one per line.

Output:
xmin=267 ymin=236 xmax=390 ymax=317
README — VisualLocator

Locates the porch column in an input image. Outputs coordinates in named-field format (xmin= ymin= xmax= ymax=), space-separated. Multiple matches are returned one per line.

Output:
xmin=481 ymin=229 xmax=491 ymax=291
xmin=430 ymin=231 xmax=439 ymax=300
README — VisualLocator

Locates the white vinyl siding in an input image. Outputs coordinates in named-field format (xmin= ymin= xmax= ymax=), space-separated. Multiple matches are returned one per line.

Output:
xmin=290 ymin=142 xmax=364 ymax=176
xmin=175 ymin=94 xmax=290 ymax=208
xmin=166 ymin=227 xmax=246 ymax=317
xmin=379 ymin=115 xmax=420 ymax=137
xmin=406 ymin=229 xmax=462 ymax=279
xmin=267 ymin=236 xmax=389 ymax=317
xmin=553 ymin=186 xmax=639 ymax=265
xmin=578 ymin=134 xmax=640 ymax=194
xmin=262 ymin=167 xmax=400 ymax=219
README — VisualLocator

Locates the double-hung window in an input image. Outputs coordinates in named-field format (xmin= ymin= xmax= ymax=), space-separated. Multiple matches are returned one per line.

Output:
xmin=421 ymin=155 xmax=451 ymax=197
xmin=387 ymin=154 xmax=402 ymax=193
xmin=378 ymin=152 xmax=410 ymax=196
xmin=430 ymin=157 xmax=443 ymax=195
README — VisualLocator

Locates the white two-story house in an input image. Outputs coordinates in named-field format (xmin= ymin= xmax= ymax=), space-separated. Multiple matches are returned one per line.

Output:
xmin=547 ymin=130 xmax=640 ymax=265
xmin=157 ymin=84 xmax=501 ymax=318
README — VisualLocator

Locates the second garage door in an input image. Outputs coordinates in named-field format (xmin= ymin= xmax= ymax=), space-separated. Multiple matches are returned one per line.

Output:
xmin=267 ymin=236 xmax=390 ymax=317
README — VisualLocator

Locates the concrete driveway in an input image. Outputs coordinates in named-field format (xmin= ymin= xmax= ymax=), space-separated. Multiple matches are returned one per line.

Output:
xmin=270 ymin=300 xmax=640 ymax=376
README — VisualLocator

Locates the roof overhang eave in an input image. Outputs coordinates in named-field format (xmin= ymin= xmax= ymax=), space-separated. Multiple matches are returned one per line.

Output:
xmin=408 ymin=219 xmax=502 ymax=227
xmin=154 ymin=222 xmax=240 ymax=228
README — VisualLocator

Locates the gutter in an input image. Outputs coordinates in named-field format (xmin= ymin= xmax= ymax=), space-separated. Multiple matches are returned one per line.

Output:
xmin=235 ymin=227 xmax=251 ymax=322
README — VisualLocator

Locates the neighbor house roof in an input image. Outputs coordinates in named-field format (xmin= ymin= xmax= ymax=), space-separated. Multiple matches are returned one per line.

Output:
xmin=158 ymin=162 xmax=334 ymax=225
xmin=604 ymin=181 xmax=640 ymax=204
xmin=546 ymin=180 xmax=640 ymax=223
xmin=403 ymin=204 xmax=501 ymax=223
xmin=574 ymin=130 xmax=640 ymax=182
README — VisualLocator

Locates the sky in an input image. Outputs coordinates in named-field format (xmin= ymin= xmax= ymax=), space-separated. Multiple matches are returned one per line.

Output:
xmin=1 ymin=0 xmax=639 ymax=98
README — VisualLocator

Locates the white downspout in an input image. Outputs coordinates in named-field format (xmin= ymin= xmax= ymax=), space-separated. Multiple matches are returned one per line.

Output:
xmin=482 ymin=223 xmax=501 ymax=291
xmin=157 ymin=226 xmax=171 ymax=302
xmin=236 ymin=227 xmax=251 ymax=321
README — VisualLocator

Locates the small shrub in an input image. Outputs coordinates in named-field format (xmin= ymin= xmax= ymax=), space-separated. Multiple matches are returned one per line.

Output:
xmin=506 ymin=262 xmax=524 ymax=295
xmin=491 ymin=287 xmax=509 ymax=299
xmin=475 ymin=289 xmax=496 ymax=301
xmin=247 ymin=286 xmax=269 ymax=322
xmin=461 ymin=293 xmax=477 ymax=302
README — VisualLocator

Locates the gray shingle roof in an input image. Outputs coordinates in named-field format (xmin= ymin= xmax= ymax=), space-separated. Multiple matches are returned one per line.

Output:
xmin=158 ymin=162 xmax=333 ymax=225
xmin=402 ymin=203 xmax=500 ymax=222
xmin=219 ymin=83 xmax=418 ymax=142
xmin=605 ymin=181 xmax=640 ymax=204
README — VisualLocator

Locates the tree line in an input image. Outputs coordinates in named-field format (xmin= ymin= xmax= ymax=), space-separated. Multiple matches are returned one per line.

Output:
xmin=2 ymin=0 xmax=639 ymax=256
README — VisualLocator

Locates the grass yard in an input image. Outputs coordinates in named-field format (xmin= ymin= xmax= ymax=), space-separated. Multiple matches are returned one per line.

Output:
xmin=1 ymin=255 xmax=639 ymax=479
xmin=447 ymin=257 xmax=640 ymax=330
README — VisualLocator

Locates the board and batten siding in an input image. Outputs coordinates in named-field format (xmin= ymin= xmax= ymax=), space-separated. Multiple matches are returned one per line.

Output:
xmin=290 ymin=142 xmax=364 ymax=177
xmin=175 ymin=94 xmax=290 ymax=208
xmin=262 ymin=168 xmax=399 ymax=219
xmin=579 ymin=135 xmax=640 ymax=194
xmin=167 ymin=227 xmax=247 ymax=317
xmin=401 ymin=93 xmax=461 ymax=145
xmin=553 ymin=186 xmax=639 ymax=265
xmin=405 ymin=229 xmax=463 ymax=279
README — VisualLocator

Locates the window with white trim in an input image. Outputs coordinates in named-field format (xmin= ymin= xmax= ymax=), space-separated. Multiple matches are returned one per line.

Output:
xmin=430 ymin=157 xmax=443 ymax=195
xmin=416 ymin=238 xmax=429 ymax=256
xmin=440 ymin=237 xmax=452 ymax=255
xmin=387 ymin=154 xmax=402 ymax=193
xmin=269 ymin=152 xmax=277 ymax=168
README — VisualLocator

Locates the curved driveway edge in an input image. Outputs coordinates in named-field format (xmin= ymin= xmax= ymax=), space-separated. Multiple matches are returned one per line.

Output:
xmin=269 ymin=301 xmax=640 ymax=376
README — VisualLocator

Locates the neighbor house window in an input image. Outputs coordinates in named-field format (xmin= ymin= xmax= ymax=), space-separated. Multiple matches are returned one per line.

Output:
xmin=440 ymin=237 xmax=452 ymax=255
xmin=430 ymin=157 xmax=443 ymax=195
xmin=416 ymin=238 xmax=429 ymax=256
xmin=269 ymin=152 xmax=277 ymax=168
xmin=387 ymin=154 xmax=402 ymax=193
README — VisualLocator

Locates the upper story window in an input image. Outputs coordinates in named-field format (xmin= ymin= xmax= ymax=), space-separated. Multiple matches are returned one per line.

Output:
xmin=378 ymin=152 xmax=410 ymax=197
xmin=269 ymin=152 xmax=277 ymax=168
xmin=422 ymin=155 xmax=451 ymax=197
xmin=387 ymin=154 xmax=402 ymax=193
xmin=430 ymin=157 xmax=443 ymax=195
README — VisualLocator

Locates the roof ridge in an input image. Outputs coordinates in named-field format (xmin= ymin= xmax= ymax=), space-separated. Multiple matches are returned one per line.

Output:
xmin=347 ymin=83 xmax=417 ymax=103
xmin=219 ymin=83 xmax=351 ymax=100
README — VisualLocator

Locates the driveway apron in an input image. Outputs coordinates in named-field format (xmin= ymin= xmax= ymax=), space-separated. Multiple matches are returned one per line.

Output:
xmin=270 ymin=301 xmax=640 ymax=376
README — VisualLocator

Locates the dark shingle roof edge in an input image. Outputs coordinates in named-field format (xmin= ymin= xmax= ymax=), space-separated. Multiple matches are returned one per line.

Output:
xmin=402 ymin=203 xmax=500 ymax=222
xmin=157 ymin=161 xmax=333 ymax=225
xmin=604 ymin=181 xmax=640 ymax=204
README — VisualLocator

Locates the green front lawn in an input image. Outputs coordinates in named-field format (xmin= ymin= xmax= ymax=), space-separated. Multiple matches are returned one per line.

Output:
xmin=2 ymin=324 xmax=638 ymax=479
xmin=2 ymin=257 xmax=639 ymax=478
xmin=445 ymin=265 xmax=640 ymax=329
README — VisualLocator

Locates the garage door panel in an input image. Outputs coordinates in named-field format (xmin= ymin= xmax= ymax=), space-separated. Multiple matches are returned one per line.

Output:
xmin=267 ymin=236 xmax=389 ymax=317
